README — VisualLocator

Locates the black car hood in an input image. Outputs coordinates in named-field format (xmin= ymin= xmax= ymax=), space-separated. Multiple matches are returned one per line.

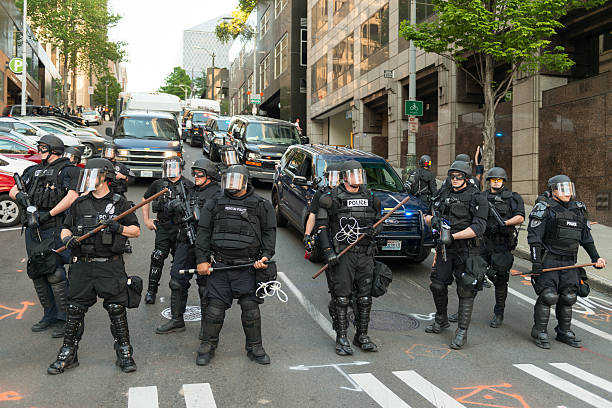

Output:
xmin=245 ymin=143 xmax=288 ymax=159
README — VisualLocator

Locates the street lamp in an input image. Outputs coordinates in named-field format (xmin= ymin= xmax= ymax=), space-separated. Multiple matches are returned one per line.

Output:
xmin=178 ymin=84 xmax=190 ymax=101
xmin=194 ymin=46 xmax=216 ymax=100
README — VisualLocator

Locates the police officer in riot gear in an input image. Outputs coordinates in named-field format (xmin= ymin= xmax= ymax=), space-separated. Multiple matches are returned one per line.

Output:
xmin=63 ymin=146 xmax=84 ymax=165
xmin=527 ymin=175 xmax=606 ymax=349
xmin=9 ymin=134 xmax=79 ymax=338
xmin=406 ymin=155 xmax=437 ymax=204
xmin=195 ymin=165 xmax=276 ymax=366
xmin=103 ymin=142 xmax=134 ymax=199
xmin=141 ymin=156 xmax=194 ymax=304
xmin=217 ymin=144 xmax=240 ymax=171
xmin=316 ymin=160 xmax=382 ymax=356
xmin=48 ymin=158 xmax=140 ymax=374
xmin=425 ymin=160 xmax=488 ymax=349
xmin=440 ymin=154 xmax=481 ymax=191
xmin=481 ymin=167 xmax=525 ymax=328
xmin=156 ymin=158 xmax=220 ymax=336
xmin=303 ymin=162 xmax=341 ymax=250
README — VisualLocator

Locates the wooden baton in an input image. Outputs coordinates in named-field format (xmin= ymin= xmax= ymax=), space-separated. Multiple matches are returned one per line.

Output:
xmin=511 ymin=262 xmax=599 ymax=276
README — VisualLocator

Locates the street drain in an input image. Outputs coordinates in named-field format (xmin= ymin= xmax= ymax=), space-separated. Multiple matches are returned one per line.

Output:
xmin=349 ymin=310 xmax=419 ymax=331
xmin=161 ymin=305 xmax=201 ymax=322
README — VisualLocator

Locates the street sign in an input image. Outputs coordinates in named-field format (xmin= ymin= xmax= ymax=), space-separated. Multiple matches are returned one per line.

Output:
xmin=8 ymin=58 xmax=23 ymax=74
xmin=405 ymin=100 xmax=423 ymax=116
xmin=408 ymin=116 xmax=419 ymax=133
xmin=87 ymin=86 xmax=94 ymax=95
xmin=250 ymin=95 xmax=261 ymax=104
xmin=383 ymin=70 xmax=394 ymax=79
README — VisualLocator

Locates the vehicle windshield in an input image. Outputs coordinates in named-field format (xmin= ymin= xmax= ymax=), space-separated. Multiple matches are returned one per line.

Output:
xmin=192 ymin=112 xmax=214 ymax=122
xmin=317 ymin=159 xmax=405 ymax=193
xmin=115 ymin=117 xmax=179 ymax=140
xmin=217 ymin=120 xmax=230 ymax=132
xmin=245 ymin=123 xmax=301 ymax=145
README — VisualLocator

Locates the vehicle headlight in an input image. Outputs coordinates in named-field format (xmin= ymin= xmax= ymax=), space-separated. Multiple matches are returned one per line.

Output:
xmin=247 ymin=152 xmax=261 ymax=160
xmin=214 ymin=138 xmax=224 ymax=145
xmin=164 ymin=151 xmax=175 ymax=157
xmin=170 ymin=141 xmax=180 ymax=147
xmin=118 ymin=149 xmax=129 ymax=156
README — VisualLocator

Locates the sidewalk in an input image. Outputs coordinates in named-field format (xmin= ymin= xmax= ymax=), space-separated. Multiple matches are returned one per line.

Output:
xmin=513 ymin=203 xmax=612 ymax=294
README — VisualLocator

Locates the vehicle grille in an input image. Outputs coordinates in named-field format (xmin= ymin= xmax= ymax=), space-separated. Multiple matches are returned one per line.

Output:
xmin=381 ymin=212 xmax=421 ymax=232
xmin=117 ymin=150 xmax=169 ymax=167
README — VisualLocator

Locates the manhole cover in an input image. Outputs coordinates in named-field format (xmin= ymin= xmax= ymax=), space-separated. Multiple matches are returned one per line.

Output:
xmin=350 ymin=310 xmax=419 ymax=331
xmin=161 ymin=305 xmax=201 ymax=322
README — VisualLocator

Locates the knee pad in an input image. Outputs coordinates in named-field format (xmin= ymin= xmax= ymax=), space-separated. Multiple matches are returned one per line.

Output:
xmin=539 ymin=288 xmax=559 ymax=306
xmin=356 ymin=296 xmax=372 ymax=307
xmin=456 ymin=283 xmax=475 ymax=299
xmin=335 ymin=297 xmax=350 ymax=307
xmin=558 ymin=288 xmax=577 ymax=306
xmin=105 ymin=303 xmax=126 ymax=317
xmin=67 ymin=303 xmax=85 ymax=317
xmin=47 ymin=267 xmax=65 ymax=284
xmin=205 ymin=299 xmax=226 ymax=323
xmin=169 ymin=278 xmax=185 ymax=291
xmin=240 ymin=301 xmax=260 ymax=321
xmin=429 ymin=281 xmax=447 ymax=297
xmin=151 ymin=249 xmax=167 ymax=267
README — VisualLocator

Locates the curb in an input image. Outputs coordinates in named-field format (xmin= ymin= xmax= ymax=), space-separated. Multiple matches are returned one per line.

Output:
xmin=513 ymin=247 xmax=612 ymax=295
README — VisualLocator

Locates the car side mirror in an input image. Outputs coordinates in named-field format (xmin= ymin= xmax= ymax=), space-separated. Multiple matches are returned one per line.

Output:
xmin=292 ymin=175 xmax=310 ymax=186
xmin=300 ymin=136 xmax=309 ymax=144
xmin=105 ymin=127 xmax=113 ymax=137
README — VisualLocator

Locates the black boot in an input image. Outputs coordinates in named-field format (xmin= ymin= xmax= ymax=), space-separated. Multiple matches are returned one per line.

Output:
xmin=145 ymin=262 xmax=163 ymax=304
xmin=107 ymin=304 xmax=137 ymax=373
xmin=241 ymin=301 xmax=270 ymax=365
xmin=334 ymin=297 xmax=353 ymax=356
xmin=450 ymin=295 xmax=475 ymax=349
xmin=353 ymin=297 xmax=377 ymax=352
xmin=156 ymin=283 xmax=187 ymax=334
xmin=555 ymin=303 xmax=581 ymax=348
xmin=32 ymin=278 xmax=54 ymax=332
xmin=490 ymin=283 xmax=507 ymax=328
xmin=48 ymin=304 xmax=84 ymax=375
xmin=328 ymin=298 xmax=337 ymax=331
xmin=196 ymin=299 xmax=225 ymax=366
xmin=448 ymin=312 xmax=458 ymax=323
xmin=531 ymin=298 xmax=551 ymax=349
xmin=426 ymin=282 xmax=450 ymax=333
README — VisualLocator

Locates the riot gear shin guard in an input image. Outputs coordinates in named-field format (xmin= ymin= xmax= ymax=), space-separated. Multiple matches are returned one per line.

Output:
xmin=555 ymin=290 xmax=580 ymax=348
xmin=425 ymin=282 xmax=450 ymax=333
xmin=328 ymin=298 xmax=337 ymax=331
xmin=196 ymin=299 xmax=225 ymax=366
xmin=490 ymin=283 xmax=508 ymax=328
xmin=106 ymin=304 xmax=136 ymax=373
xmin=198 ymin=289 xmax=208 ymax=341
xmin=353 ymin=297 xmax=377 ymax=352
xmin=450 ymin=288 xmax=475 ymax=350
xmin=48 ymin=304 xmax=84 ymax=375
xmin=156 ymin=280 xmax=187 ymax=334
xmin=240 ymin=301 xmax=270 ymax=365
xmin=531 ymin=289 xmax=558 ymax=349
xmin=334 ymin=297 xmax=353 ymax=356
xmin=146 ymin=249 xmax=167 ymax=304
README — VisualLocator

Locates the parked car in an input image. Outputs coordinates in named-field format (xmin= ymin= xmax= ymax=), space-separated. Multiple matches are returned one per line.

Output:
xmin=0 ymin=117 xmax=82 ymax=147
xmin=0 ymin=130 xmax=41 ymax=163
xmin=0 ymin=154 xmax=34 ymax=227
xmin=22 ymin=118 xmax=105 ymax=159
xmin=2 ymin=104 xmax=86 ymax=126
xmin=184 ymin=110 xmax=217 ymax=146
xmin=202 ymin=116 xmax=232 ymax=161
xmin=82 ymin=110 xmax=101 ymax=125
xmin=272 ymin=144 xmax=434 ymax=263
xmin=229 ymin=115 xmax=307 ymax=182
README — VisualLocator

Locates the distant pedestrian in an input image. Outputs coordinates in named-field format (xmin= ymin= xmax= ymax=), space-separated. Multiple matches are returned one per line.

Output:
xmin=294 ymin=118 xmax=302 ymax=134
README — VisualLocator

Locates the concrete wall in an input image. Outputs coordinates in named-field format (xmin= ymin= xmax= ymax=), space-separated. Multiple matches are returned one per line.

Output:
xmin=328 ymin=111 xmax=352 ymax=145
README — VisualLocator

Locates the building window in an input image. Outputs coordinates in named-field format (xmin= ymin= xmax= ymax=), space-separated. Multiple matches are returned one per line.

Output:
xmin=275 ymin=0 xmax=288 ymax=17
xmin=274 ymin=33 xmax=288 ymax=79
xmin=260 ymin=53 xmax=270 ymax=91
xmin=300 ymin=29 xmax=308 ymax=66
xmin=312 ymin=0 xmax=328 ymax=45
xmin=333 ymin=0 xmax=353 ymax=25
xmin=260 ymin=7 xmax=270 ymax=38
xmin=333 ymin=34 xmax=354 ymax=90
xmin=360 ymin=3 xmax=389 ymax=74
xmin=239 ymin=84 xmax=245 ymax=112
xmin=311 ymin=53 xmax=327 ymax=103
xmin=399 ymin=0 xmax=434 ymax=52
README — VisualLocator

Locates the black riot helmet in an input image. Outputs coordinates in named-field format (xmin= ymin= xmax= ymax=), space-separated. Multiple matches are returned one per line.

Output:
xmin=448 ymin=160 xmax=472 ymax=177
xmin=341 ymin=160 xmax=366 ymax=186
xmin=221 ymin=165 xmax=249 ymax=194
xmin=162 ymin=155 xmax=184 ymax=179
xmin=419 ymin=155 xmax=432 ymax=169
xmin=486 ymin=167 xmax=508 ymax=181
xmin=63 ymin=146 xmax=83 ymax=164
xmin=192 ymin=157 xmax=218 ymax=180
xmin=324 ymin=161 xmax=342 ymax=188
xmin=102 ymin=142 xmax=116 ymax=159
xmin=78 ymin=158 xmax=115 ymax=193
xmin=547 ymin=174 xmax=575 ymax=198
xmin=37 ymin=134 xmax=65 ymax=155
xmin=455 ymin=153 xmax=471 ymax=163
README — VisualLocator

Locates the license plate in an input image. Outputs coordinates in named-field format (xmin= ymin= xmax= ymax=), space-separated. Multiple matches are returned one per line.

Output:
xmin=382 ymin=240 xmax=402 ymax=251
xmin=140 ymin=170 xmax=153 ymax=178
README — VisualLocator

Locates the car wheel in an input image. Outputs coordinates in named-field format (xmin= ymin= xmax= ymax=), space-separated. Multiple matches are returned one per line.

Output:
xmin=82 ymin=143 xmax=94 ymax=159
xmin=272 ymin=192 xmax=288 ymax=227
xmin=0 ymin=194 xmax=22 ymax=227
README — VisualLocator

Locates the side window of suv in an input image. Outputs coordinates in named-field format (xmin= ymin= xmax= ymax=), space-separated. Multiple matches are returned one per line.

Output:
xmin=280 ymin=148 xmax=294 ymax=169
xmin=286 ymin=150 xmax=305 ymax=175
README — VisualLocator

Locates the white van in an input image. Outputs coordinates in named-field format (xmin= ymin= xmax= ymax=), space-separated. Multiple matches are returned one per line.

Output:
xmin=117 ymin=92 xmax=182 ymax=121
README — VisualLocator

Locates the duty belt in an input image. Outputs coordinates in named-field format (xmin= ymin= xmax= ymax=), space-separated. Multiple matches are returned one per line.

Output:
xmin=76 ymin=255 xmax=122 ymax=263
xmin=545 ymin=253 xmax=575 ymax=263
xmin=212 ymin=254 xmax=254 ymax=266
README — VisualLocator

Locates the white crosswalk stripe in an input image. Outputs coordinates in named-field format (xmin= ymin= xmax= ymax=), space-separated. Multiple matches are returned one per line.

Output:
xmin=393 ymin=370 xmax=466 ymax=408
xmin=128 ymin=386 xmax=158 ymax=408
xmin=550 ymin=363 xmax=612 ymax=394
xmin=349 ymin=373 xmax=413 ymax=408
xmin=127 ymin=384 xmax=217 ymax=408
xmin=515 ymin=364 xmax=612 ymax=408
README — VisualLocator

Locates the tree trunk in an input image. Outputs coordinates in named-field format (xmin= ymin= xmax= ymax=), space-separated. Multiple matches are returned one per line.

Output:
xmin=62 ymin=52 xmax=69 ymax=111
xmin=481 ymin=54 xmax=496 ymax=178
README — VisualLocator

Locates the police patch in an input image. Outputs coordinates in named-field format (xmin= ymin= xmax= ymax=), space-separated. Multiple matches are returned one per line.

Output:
xmin=566 ymin=221 xmax=577 ymax=227
xmin=530 ymin=219 xmax=541 ymax=228
xmin=105 ymin=203 xmax=116 ymax=215
xmin=347 ymin=199 xmax=368 ymax=207
xmin=225 ymin=205 xmax=245 ymax=212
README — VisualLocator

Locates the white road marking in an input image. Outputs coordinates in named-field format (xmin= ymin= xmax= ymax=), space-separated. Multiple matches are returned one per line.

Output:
xmin=0 ymin=226 xmax=21 ymax=232
xmin=393 ymin=370 xmax=466 ymax=408
xmin=507 ymin=287 xmax=612 ymax=342
xmin=349 ymin=373 xmax=412 ymax=408
xmin=183 ymin=383 xmax=218 ymax=408
xmin=277 ymin=271 xmax=335 ymax=339
xmin=550 ymin=363 xmax=612 ymax=394
xmin=128 ymin=386 xmax=159 ymax=408
xmin=290 ymin=362 xmax=370 ymax=392
xmin=514 ymin=364 xmax=612 ymax=408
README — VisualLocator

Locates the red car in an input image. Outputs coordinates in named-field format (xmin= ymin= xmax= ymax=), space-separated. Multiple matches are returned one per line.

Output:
xmin=0 ymin=132 xmax=41 ymax=163
xmin=0 ymin=154 xmax=35 ymax=227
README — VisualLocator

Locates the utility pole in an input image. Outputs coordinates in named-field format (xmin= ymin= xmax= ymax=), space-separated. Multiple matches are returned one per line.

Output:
xmin=20 ymin=0 xmax=27 ymax=116
xmin=251 ymin=30 xmax=257 ymax=115
xmin=211 ymin=53 xmax=216 ymax=101
xmin=404 ymin=0 xmax=417 ymax=175
xmin=105 ymin=82 xmax=109 ymax=109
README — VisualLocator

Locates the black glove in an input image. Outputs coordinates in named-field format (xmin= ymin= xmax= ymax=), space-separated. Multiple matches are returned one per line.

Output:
xmin=324 ymin=248 xmax=339 ymax=267
xmin=365 ymin=224 xmax=382 ymax=240
xmin=531 ymin=262 xmax=542 ymax=276
xmin=38 ymin=211 xmax=51 ymax=224
xmin=15 ymin=191 xmax=29 ymax=208
xmin=62 ymin=235 xmax=81 ymax=249
xmin=103 ymin=219 xmax=124 ymax=234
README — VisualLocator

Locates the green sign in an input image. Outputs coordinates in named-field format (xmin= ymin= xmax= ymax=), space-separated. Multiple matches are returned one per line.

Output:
xmin=250 ymin=95 xmax=261 ymax=105
xmin=405 ymin=100 xmax=423 ymax=116
xmin=9 ymin=57 xmax=23 ymax=74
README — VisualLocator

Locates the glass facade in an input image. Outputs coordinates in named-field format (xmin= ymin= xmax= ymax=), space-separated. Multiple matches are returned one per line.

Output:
xmin=274 ymin=33 xmax=288 ymax=79
xmin=332 ymin=34 xmax=353 ymax=90
xmin=360 ymin=3 xmax=389 ymax=74
xmin=311 ymin=53 xmax=327 ymax=103
xmin=399 ymin=0 xmax=434 ymax=52
xmin=311 ymin=0 xmax=328 ymax=45
xmin=333 ymin=0 xmax=353 ymax=25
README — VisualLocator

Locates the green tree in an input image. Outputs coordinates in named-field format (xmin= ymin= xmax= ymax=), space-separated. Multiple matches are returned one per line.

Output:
xmin=93 ymin=73 xmax=122 ymax=107
xmin=158 ymin=66 xmax=193 ymax=99
xmin=193 ymin=70 xmax=208 ymax=98
xmin=399 ymin=0 xmax=607 ymax=173
xmin=215 ymin=0 xmax=258 ymax=43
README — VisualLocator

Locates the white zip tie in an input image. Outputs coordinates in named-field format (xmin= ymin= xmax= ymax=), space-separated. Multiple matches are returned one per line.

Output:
xmin=256 ymin=280 xmax=288 ymax=303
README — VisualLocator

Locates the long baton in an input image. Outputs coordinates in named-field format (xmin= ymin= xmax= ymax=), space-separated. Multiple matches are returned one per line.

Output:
xmin=511 ymin=262 xmax=599 ymax=276
xmin=55 ymin=188 xmax=169 ymax=254
xmin=312 ymin=195 xmax=412 ymax=279
xmin=179 ymin=261 xmax=274 ymax=275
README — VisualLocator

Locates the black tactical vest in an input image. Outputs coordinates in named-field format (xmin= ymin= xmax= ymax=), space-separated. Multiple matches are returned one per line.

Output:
xmin=409 ymin=168 xmax=434 ymax=201
xmin=73 ymin=194 xmax=124 ymax=257
xmin=152 ymin=179 xmax=181 ymax=221
xmin=485 ymin=189 xmax=515 ymax=239
xmin=543 ymin=199 xmax=586 ymax=256
xmin=178 ymin=183 xmax=220 ymax=242
xmin=211 ymin=192 xmax=262 ymax=258
xmin=330 ymin=186 xmax=378 ymax=249
xmin=27 ymin=158 xmax=72 ymax=211
xmin=435 ymin=185 xmax=478 ymax=234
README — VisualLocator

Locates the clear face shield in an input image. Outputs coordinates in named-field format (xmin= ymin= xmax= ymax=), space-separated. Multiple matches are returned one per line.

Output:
xmin=163 ymin=160 xmax=181 ymax=179
xmin=344 ymin=168 xmax=366 ymax=186
xmin=552 ymin=181 xmax=576 ymax=198
xmin=327 ymin=170 xmax=341 ymax=188
xmin=221 ymin=172 xmax=247 ymax=193
xmin=221 ymin=149 xmax=239 ymax=166
xmin=102 ymin=147 xmax=115 ymax=159
xmin=78 ymin=168 xmax=106 ymax=193
xmin=63 ymin=151 xmax=80 ymax=164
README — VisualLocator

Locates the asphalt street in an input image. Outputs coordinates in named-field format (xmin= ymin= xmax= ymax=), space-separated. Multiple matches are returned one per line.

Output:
xmin=1 ymin=126 xmax=611 ymax=408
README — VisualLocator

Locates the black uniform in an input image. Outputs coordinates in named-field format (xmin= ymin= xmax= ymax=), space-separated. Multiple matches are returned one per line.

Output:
xmin=194 ymin=185 xmax=276 ymax=365
xmin=407 ymin=168 xmax=437 ymax=204
xmin=21 ymin=157 xmax=79 ymax=330
xmin=527 ymin=197 xmax=600 ymax=348
xmin=143 ymin=176 xmax=195 ymax=303
xmin=482 ymin=188 xmax=525 ymax=325
xmin=48 ymin=191 xmax=139 ymax=374
xmin=317 ymin=184 xmax=382 ymax=355
xmin=427 ymin=182 xmax=488 ymax=349
xmin=108 ymin=161 xmax=134 ymax=198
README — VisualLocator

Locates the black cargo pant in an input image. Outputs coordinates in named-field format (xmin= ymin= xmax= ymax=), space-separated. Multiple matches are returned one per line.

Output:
xmin=330 ymin=246 xmax=375 ymax=298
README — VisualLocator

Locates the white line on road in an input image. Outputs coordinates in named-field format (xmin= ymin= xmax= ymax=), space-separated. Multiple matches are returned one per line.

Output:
xmin=550 ymin=363 xmax=612 ymax=394
xmin=349 ymin=373 xmax=412 ymax=408
xmin=514 ymin=364 xmax=612 ymax=408
xmin=128 ymin=386 xmax=159 ymax=408
xmin=393 ymin=370 xmax=466 ymax=408
xmin=0 ymin=227 xmax=21 ymax=232
xmin=277 ymin=271 xmax=335 ymax=339
xmin=183 ymin=383 xmax=218 ymax=408
xmin=507 ymin=287 xmax=612 ymax=342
